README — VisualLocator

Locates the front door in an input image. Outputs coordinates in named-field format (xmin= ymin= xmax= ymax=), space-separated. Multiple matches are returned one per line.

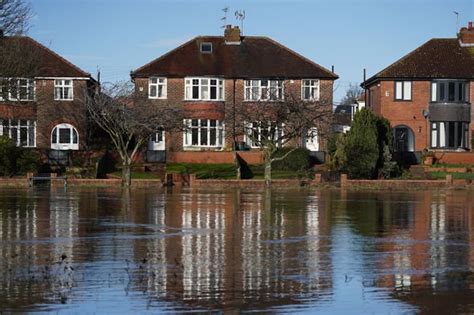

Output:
xmin=305 ymin=128 xmax=319 ymax=151
xmin=394 ymin=127 xmax=409 ymax=152
xmin=148 ymin=129 xmax=165 ymax=151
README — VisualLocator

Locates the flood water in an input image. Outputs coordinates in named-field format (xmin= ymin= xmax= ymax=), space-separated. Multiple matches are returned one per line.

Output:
xmin=0 ymin=186 xmax=473 ymax=314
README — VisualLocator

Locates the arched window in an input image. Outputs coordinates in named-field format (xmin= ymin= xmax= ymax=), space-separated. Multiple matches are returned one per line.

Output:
xmin=51 ymin=123 xmax=79 ymax=150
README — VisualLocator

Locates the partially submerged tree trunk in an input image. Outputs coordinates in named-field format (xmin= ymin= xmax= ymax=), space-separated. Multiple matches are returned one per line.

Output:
xmin=122 ymin=162 xmax=131 ymax=188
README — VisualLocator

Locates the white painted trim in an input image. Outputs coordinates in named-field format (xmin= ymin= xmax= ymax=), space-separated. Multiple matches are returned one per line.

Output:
xmin=35 ymin=77 xmax=90 ymax=80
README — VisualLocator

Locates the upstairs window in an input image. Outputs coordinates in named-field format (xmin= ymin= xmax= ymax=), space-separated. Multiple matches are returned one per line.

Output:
xmin=0 ymin=78 xmax=35 ymax=101
xmin=185 ymin=78 xmax=224 ymax=101
xmin=200 ymin=42 xmax=212 ymax=53
xmin=394 ymin=81 xmax=411 ymax=101
xmin=431 ymin=80 xmax=468 ymax=103
xmin=244 ymin=79 xmax=284 ymax=101
xmin=301 ymin=79 xmax=320 ymax=101
xmin=54 ymin=79 xmax=73 ymax=100
xmin=149 ymin=77 xmax=167 ymax=99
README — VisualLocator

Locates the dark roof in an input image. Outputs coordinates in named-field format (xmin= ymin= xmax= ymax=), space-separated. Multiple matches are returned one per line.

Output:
xmin=363 ymin=38 xmax=474 ymax=86
xmin=0 ymin=36 xmax=91 ymax=77
xmin=132 ymin=36 xmax=338 ymax=79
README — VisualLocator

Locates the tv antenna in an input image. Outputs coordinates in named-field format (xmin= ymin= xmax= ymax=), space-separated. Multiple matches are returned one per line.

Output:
xmin=221 ymin=7 xmax=229 ymax=28
xmin=454 ymin=11 xmax=459 ymax=34
xmin=235 ymin=10 xmax=246 ymax=35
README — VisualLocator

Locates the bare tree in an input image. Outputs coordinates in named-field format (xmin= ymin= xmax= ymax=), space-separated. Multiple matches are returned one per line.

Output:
xmin=229 ymin=92 xmax=332 ymax=186
xmin=340 ymin=83 xmax=363 ymax=105
xmin=0 ymin=0 xmax=32 ymax=35
xmin=84 ymin=81 xmax=183 ymax=187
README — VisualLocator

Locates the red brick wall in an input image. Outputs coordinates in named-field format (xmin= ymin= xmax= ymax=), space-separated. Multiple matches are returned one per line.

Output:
xmin=168 ymin=151 xmax=263 ymax=164
xmin=0 ymin=79 xmax=90 ymax=150
xmin=433 ymin=152 xmax=474 ymax=164
xmin=136 ymin=77 xmax=334 ymax=154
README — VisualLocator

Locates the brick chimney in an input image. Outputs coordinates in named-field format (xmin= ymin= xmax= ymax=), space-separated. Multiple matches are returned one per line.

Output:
xmin=459 ymin=22 xmax=474 ymax=46
xmin=224 ymin=25 xmax=241 ymax=44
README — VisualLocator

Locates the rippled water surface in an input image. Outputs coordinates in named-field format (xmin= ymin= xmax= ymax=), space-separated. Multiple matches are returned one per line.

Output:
xmin=0 ymin=186 xmax=473 ymax=313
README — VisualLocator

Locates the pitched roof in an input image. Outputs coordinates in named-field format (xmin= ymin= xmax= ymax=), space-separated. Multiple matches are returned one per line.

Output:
xmin=132 ymin=36 xmax=338 ymax=79
xmin=364 ymin=38 xmax=474 ymax=86
xmin=0 ymin=36 xmax=91 ymax=77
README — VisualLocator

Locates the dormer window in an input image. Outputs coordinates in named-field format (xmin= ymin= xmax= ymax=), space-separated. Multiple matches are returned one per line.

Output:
xmin=200 ymin=42 xmax=212 ymax=53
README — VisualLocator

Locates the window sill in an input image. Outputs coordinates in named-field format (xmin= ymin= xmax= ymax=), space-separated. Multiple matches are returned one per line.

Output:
xmin=183 ymin=99 xmax=225 ymax=102
xmin=149 ymin=96 xmax=167 ymax=100
xmin=183 ymin=146 xmax=223 ymax=151
xmin=54 ymin=99 xmax=74 ymax=102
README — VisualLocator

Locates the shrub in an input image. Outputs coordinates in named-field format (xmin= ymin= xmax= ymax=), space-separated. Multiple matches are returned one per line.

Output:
xmin=272 ymin=148 xmax=311 ymax=171
xmin=0 ymin=136 xmax=39 ymax=176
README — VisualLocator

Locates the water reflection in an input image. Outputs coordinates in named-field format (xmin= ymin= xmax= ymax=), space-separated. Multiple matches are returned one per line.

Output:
xmin=0 ymin=187 xmax=473 ymax=313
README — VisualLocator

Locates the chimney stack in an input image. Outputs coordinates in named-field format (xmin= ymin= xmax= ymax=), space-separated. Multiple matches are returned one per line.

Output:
xmin=459 ymin=21 xmax=474 ymax=46
xmin=224 ymin=25 xmax=241 ymax=44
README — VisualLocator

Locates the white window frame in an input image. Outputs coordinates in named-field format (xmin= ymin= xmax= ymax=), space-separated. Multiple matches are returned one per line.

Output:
xmin=0 ymin=119 xmax=36 ymax=147
xmin=148 ymin=77 xmax=167 ymax=99
xmin=184 ymin=77 xmax=224 ymax=101
xmin=200 ymin=42 xmax=213 ymax=53
xmin=54 ymin=79 xmax=74 ymax=101
xmin=394 ymin=81 xmax=412 ymax=101
xmin=51 ymin=123 xmax=79 ymax=150
xmin=148 ymin=128 xmax=165 ymax=151
xmin=301 ymin=79 xmax=320 ymax=101
xmin=0 ymin=78 xmax=35 ymax=101
xmin=244 ymin=79 xmax=284 ymax=101
xmin=183 ymin=119 xmax=224 ymax=148
xmin=244 ymin=121 xmax=282 ymax=148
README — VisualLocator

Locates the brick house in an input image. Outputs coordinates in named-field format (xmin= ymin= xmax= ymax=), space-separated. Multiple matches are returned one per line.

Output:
xmin=363 ymin=23 xmax=474 ymax=164
xmin=0 ymin=34 xmax=96 ymax=164
xmin=131 ymin=26 xmax=338 ymax=164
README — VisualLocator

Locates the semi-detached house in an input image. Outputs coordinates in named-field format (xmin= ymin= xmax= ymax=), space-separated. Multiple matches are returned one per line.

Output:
xmin=0 ymin=33 xmax=96 ymax=164
xmin=131 ymin=25 xmax=338 ymax=164
xmin=363 ymin=23 xmax=474 ymax=164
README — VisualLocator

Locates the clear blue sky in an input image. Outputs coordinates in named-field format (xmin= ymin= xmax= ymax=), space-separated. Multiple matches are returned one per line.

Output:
xmin=29 ymin=0 xmax=473 ymax=102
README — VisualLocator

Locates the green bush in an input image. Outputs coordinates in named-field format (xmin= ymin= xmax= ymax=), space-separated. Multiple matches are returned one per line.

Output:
xmin=272 ymin=148 xmax=311 ymax=171
xmin=0 ymin=136 xmax=39 ymax=176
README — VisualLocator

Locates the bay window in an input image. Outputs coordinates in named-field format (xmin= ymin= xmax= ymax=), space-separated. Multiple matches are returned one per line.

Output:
xmin=431 ymin=80 xmax=468 ymax=103
xmin=394 ymin=81 xmax=411 ymax=101
xmin=244 ymin=121 xmax=282 ymax=148
xmin=430 ymin=121 xmax=469 ymax=149
xmin=54 ymin=79 xmax=73 ymax=100
xmin=0 ymin=78 xmax=35 ymax=101
xmin=0 ymin=119 xmax=36 ymax=147
xmin=185 ymin=78 xmax=224 ymax=101
xmin=244 ymin=79 xmax=284 ymax=101
xmin=301 ymin=79 xmax=320 ymax=101
xmin=149 ymin=77 xmax=167 ymax=99
xmin=183 ymin=119 xmax=224 ymax=148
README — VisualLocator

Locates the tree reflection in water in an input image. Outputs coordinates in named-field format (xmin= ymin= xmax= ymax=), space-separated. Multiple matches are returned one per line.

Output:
xmin=0 ymin=187 xmax=472 ymax=313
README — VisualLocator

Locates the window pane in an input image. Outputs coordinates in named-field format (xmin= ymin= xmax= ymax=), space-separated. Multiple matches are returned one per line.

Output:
xmin=448 ymin=82 xmax=455 ymax=102
xmin=59 ymin=128 xmax=71 ymax=144
xmin=210 ymin=86 xmax=217 ymax=99
xmin=439 ymin=83 xmax=445 ymax=101
xmin=201 ymin=85 xmax=209 ymax=99
xmin=395 ymin=82 xmax=403 ymax=99
xmin=28 ymin=124 xmax=35 ymax=147
xmin=20 ymin=127 xmax=27 ymax=146
xmin=431 ymin=123 xmax=437 ymax=147
xmin=52 ymin=128 xmax=57 ymax=143
xmin=403 ymin=81 xmax=411 ymax=100
xmin=439 ymin=122 xmax=446 ymax=147
xmin=191 ymin=128 xmax=198 ymax=145
xmin=150 ymin=85 xmax=157 ymax=97
xmin=192 ymin=86 xmax=199 ymax=99
xmin=458 ymin=83 xmax=464 ymax=102
xmin=200 ymin=127 xmax=207 ymax=145
xmin=72 ymin=129 xmax=78 ymax=144
xmin=210 ymin=128 xmax=216 ymax=145
xmin=431 ymin=82 xmax=437 ymax=102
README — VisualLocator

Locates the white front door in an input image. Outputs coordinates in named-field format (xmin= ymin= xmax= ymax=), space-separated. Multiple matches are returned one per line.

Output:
xmin=148 ymin=130 xmax=165 ymax=151
xmin=305 ymin=128 xmax=319 ymax=151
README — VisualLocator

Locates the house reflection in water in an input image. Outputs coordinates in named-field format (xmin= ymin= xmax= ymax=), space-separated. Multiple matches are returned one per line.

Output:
xmin=128 ymin=189 xmax=334 ymax=310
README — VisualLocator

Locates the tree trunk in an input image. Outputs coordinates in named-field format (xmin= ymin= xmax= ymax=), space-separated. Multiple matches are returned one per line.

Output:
xmin=264 ymin=160 xmax=272 ymax=187
xmin=122 ymin=162 xmax=131 ymax=188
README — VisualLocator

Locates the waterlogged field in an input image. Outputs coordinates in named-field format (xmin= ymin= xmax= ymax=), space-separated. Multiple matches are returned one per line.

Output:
xmin=0 ymin=186 xmax=473 ymax=313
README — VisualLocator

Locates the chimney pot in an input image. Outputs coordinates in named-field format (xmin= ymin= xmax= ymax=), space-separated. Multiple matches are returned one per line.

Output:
xmin=469 ymin=22 xmax=473 ymax=29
